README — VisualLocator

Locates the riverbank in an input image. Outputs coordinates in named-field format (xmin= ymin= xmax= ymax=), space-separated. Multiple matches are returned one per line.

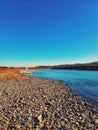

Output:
xmin=0 ymin=69 xmax=98 ymax=129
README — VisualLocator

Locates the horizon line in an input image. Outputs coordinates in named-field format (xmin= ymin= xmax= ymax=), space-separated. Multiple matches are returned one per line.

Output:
xmin=0 ymin=60 xmax=98 ymax=68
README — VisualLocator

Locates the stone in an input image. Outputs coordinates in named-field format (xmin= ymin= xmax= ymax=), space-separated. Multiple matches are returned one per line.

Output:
xmin=95 ymin=119 xmax=98 ymax=124
xmin=36 ymin=127 xmax=40 ymax=130
xmin=15 ymin=124 xmax=21 ymax=129
xmin=39 ymin=121 xmax=44 ymax=128
xmin=0 ymin=89 xmax=2 ymax=96
xmin=38 ymin=114 xmax=42 ymax=123
xmin=57 ymin=122 xmax=61 ymax=128
xmin=82 ymin=113 xmax=87 ymax=119
xmin=3 ymin=127 xmax=7 ymax=130
xmin=0 ymin=116 xmax=4 ymax=121
xmin=76 ymin=122 xmax=79 ymax=127
xmin=26 ymin=123 xmax=32 ymax=129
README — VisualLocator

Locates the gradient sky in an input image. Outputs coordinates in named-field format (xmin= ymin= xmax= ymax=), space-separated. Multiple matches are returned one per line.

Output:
xmin=0 ymin=0 xmax=98 ymax=66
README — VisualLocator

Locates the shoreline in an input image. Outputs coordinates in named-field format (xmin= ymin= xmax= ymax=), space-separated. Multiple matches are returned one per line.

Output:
xmin=29 ymin=68 xmax=98 ymax=107
xmin=0 ymin=69 xmax=98 ymax=129
xmin=29 ymin=73 xmax=98 ymax=108
xmin=61 ymin=80 xmax=98 ymax=108
xmin=32 ymin=76 xmax=98 ymax=107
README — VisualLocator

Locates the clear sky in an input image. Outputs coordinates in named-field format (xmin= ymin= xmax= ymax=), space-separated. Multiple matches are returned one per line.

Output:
xmin=0 ymin=0 xmax=98 ymax=67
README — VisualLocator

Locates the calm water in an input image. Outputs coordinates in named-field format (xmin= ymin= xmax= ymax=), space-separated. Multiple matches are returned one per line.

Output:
xmin=30 ymin=69 xmax=98 ymax=105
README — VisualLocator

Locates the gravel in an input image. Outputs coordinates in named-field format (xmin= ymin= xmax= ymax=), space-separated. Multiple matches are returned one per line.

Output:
xmin=0 ymin=73 xmax=98 ymax=130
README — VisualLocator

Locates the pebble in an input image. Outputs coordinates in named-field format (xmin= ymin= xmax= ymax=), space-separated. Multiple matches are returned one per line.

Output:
xmin=15 ymin=124 xmax=21 ymax=129
xmin=26 ymin=123 xmax=32 ymax=129
xmin=95 ymin=119 xmax=98 ymax=124
xmin=0 ymin=116 xmax=4 ymax=121
xmin=0 ymin=73 xmax=98 ymax=129
xmin=2 ymin=127 xmax=7 ymax=130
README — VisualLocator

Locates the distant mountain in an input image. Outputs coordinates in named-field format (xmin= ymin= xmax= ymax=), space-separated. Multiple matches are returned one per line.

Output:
xmin=39 ymin=61 xmax=98 ymax=70
xmin=90 ymin=61 xmax=98 ymax=64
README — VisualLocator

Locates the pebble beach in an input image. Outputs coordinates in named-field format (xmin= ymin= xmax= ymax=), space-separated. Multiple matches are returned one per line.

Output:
xmin=0 ymin=69 xmax=98 ymax=130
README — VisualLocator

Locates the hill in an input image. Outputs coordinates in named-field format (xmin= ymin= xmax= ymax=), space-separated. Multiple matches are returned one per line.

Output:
xmin=39 ymin=61 xmax=98 ymax=70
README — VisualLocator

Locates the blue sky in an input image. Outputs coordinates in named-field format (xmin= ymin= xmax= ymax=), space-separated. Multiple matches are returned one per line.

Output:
xmin=0 ymin=0 xmax=98 ymax=66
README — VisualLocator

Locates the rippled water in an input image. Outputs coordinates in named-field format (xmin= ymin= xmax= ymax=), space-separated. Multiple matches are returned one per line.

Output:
xmin=30 ymin=69 xmax=98 ymax=105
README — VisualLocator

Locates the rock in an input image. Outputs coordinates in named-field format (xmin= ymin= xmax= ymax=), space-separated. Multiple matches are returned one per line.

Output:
xmin=37 ymin=114 xmax=42 ymax=123
xmin=36 ymin=128 xmax=40 ymax=130
xmin=0 ymin=115 xmax=4 ymax=121
xmin=57 ymin=122 xmax=61 ymax=128
xmin=15 ymin=124 xmax=21 ymax=129
xmin=76 ymin=122 xmax=79 ymax=127
xmin=39 ymin=121 xmax=44 ymax=128
xmin=37 ymin=114 xmax=44 ymax=128
xmin=95 ymin=119 xmax=98 ymax=124
xmin=26 ymin=123 xmax=32 ymax=129
xmin=3 ymin=127 xmax=8 ymax=130
xmin=71 ymin=124 xmax=78 ymax=130
xmin=82 ymin=113 xmax=87 ymax=119
xmin=0 ymin=89 xmax=2 ymax=96
xmin=72 ymin=128 xmax=78 ymax=130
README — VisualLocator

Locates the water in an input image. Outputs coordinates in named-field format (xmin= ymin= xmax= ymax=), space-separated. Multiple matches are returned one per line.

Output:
xmin=30 ymin=69 xmax=98 ymax=105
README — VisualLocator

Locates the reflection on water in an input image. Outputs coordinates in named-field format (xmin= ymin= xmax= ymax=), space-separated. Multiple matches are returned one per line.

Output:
xmin=30 ymin=69 xmax=98 ymax=105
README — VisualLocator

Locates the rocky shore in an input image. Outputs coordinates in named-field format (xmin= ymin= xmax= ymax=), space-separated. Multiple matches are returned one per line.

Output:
xmin=0 ymin=70 xmax=98 ymax=130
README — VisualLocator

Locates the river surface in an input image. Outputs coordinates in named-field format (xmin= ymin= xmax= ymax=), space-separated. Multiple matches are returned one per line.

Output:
xmin=29 ymin=69 xmax=98 ymax=106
